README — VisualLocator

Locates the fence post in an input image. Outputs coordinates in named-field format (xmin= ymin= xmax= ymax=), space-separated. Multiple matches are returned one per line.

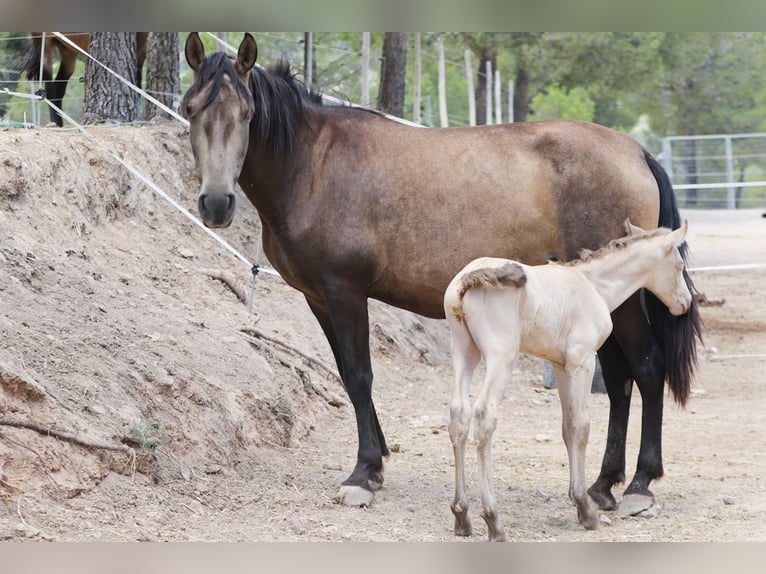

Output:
xmin=725 ymin=136 xmax=735 ymax=209
xmin=361 ymin=33 xmax=370 ymax=106
xmin=464 ymin=49 xmax=475 ymax=126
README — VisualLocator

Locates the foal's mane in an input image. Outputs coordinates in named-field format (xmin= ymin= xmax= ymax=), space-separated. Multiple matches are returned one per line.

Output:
xmin=562 ymin=226 xmax=671 ymax=266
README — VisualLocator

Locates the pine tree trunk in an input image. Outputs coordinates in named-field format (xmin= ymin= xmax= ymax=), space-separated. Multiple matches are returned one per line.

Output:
xmin=377 ymin=32 xmax=408 ymax=118
xmin=513 ymin=62 xmax=530 ymax=123
xmin=144 ymin=32 xmax=179 ymax=120
xmin=475 ymin=50 xmax=496 ymax=125
xmin=82 ymin=32 xmax=138 ymax=124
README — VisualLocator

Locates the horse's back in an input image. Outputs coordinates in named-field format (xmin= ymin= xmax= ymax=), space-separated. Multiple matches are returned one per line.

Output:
xmin=286 ymin=113 xmax=664 ymax=318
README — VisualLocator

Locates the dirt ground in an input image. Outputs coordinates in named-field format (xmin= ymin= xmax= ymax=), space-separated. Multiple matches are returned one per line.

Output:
xmin=1 ymin=124 xmax=764 ymax=542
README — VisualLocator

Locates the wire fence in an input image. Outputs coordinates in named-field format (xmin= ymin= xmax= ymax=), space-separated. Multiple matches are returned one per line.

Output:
xmin=661 ymin=133 xmax=766 ymax=209
xmin=2 ymin=32 xmax=766 ymax=210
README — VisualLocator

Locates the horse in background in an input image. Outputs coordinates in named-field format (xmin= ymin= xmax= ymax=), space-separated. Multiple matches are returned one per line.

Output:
xmin=444 ymin=221 xmax=691 ymax=541
xmin=24 ymin=32 xmax=148 ymax=127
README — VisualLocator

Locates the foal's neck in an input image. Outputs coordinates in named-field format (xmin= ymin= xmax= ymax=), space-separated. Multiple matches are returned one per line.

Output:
xmin=577 ymin=245 xmax=657 ymax=312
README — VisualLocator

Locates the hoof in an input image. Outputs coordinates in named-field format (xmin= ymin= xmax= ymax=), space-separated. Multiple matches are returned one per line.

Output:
xmin=453 ymin=515 xmax=472 ymax=537
xmin=368 ymin=471 xmax=384 ymax=492
xmin=588 ymin=485 xmax=618 ymax=511
xmin=577 ymin=500 xmax=601 ymax=531
xmin=618 ymin=493 xmax=657 ymax=517
xmin=334 ymin=485 xmax=375 ymax=508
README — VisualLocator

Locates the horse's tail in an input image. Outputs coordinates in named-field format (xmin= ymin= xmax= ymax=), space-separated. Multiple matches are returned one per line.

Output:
xmin=457 ymin=262 xmax=527 ymax=300
xmin=644 ymin=149 xmax=703 ymax=406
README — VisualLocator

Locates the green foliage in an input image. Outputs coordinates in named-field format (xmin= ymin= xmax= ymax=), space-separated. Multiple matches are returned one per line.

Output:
xmin=528 ymin=83 xmax=595 ymax=122
xmin=129 ymin=419 xmax=163 ymax=454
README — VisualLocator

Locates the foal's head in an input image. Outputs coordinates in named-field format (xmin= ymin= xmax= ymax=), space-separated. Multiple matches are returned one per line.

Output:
xmin=630 ymin=220 xmax=692 ymax=316
xmin=182 ymin=32 xmax=257 ymax=228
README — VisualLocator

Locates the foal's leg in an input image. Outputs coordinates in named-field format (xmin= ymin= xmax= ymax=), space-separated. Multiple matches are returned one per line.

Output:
xmin=447 ymin=323 xmax=481 ymax=537
xmin=306 ymin=294 xmax=387 ymax=507
xmin=473 ymin=355 xmax=513 ymax=542
xmin=554 ymin=362 xmax=600 ymax=530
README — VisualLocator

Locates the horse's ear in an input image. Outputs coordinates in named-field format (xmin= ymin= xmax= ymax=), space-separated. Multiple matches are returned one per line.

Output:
xmin=236 ymin=33 xmax=258 ymax=77
xmin=623 ymin=218 xmax=644 ymax=237
xmin=185 ymin=32 xmax=205 ymax=72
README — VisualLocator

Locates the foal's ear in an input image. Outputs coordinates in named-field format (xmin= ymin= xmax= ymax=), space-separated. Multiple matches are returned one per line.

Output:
xmin=236 ymin=33 xmax=258 ymax=77
xmin=668 ymin=220 xmax=689 ymax=246
xmin=185 ymin=32 xmax=206 ymax=72
xmin=623 ymin=218 xmax=644 ymax=237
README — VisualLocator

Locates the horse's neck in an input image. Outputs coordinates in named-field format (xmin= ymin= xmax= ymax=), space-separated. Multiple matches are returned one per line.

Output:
xmin=578 ymin=246 xmax=655 ymax=312
xmin=238 ymin=141 xmax=296 ymax=217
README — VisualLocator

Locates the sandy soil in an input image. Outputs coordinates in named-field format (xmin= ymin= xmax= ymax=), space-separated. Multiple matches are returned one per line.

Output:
xmin=1 ymin=124 xmax=764 ymax=542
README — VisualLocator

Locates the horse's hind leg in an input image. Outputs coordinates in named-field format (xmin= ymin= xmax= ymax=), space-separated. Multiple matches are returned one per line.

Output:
xmin=555 ymin=362 xmax=600 ymax=530
xmin=447 ymin=321 xmax=480 ymax=537
xmin=306 ymin=294 xmax=386 ymax=508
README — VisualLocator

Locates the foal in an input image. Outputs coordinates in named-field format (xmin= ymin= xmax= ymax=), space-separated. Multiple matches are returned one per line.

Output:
xmin=444 ymin=221 xmax=692 ymax=541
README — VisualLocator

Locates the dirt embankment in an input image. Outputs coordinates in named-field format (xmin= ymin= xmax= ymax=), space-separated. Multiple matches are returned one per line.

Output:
xmin=1 ymin=124 xmax=765 ymax=542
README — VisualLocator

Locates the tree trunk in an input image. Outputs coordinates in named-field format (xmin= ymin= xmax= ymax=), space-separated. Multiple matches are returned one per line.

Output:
xmin=144 ymin=32 xmax=179 ymax=121
xmin=377 ymin=32 xmax=408 ymax=118
xmin=82 ymin=32 xmax=138 ymax=124
xmin=513 ymin=61 xmax=530 ymax=123
xmin=475 ymin=50 xmax=497 ymax=125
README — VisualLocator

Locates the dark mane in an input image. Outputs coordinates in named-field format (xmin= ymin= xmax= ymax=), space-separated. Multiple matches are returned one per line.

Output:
xmin=183 ymin=52 xmax=325 ymax=156
xmin=248 ymin=59 xmax=324 ymax=155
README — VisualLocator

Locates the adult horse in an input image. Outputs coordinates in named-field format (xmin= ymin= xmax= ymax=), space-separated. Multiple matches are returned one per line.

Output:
xmin=25 ymin=32 xmax=148 ymax=127
xmin=181 ymin=33 xmax=702 ymax=513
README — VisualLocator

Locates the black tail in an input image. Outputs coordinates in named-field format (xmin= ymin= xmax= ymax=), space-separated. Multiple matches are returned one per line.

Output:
xmin=643 ymin=150 xmax=703 ymax=406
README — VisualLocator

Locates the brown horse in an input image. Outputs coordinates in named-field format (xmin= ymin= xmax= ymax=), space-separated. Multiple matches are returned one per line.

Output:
xmin=181 ymin=33 xmax=702 ymax=515
xmin=25 ymin=32 xmax=148 ymax=127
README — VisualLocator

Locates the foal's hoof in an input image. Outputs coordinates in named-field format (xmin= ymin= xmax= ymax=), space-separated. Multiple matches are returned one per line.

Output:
xmin=618 ymin=493 xmax=657 ymax=517
xmin=334 ymin=485 xmax=375 ymax=507
xmin=453 ymin=516 xmax=472 ymax=537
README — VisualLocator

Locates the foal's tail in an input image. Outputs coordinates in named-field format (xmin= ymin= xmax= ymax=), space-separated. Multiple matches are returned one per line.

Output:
xmin=446 ymin=262 xmax=526 ymax=325
xmin=644 ymin=150 xmax=704 ymax=406
xmin=457 ymin=262 xmax=527 ymax=300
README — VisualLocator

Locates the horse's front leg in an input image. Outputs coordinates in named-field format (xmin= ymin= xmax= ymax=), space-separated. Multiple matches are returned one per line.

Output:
xmin=555 ymin=361 xmax=600 ymax=530
xmin=306 ymin=294 xmax=387 ymax=508
xmin=590 ymin=334 xmax=632 ymax=510
xmin=610 ymin=295 xmax=666 ymax=516
xmin=447 ymin=323 xmax=481 ymax=537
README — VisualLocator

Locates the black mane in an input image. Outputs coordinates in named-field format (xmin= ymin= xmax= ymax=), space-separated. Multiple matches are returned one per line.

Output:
xmin=183 ymin=51 xmax=325 ymax=156
xmin=248 ymin=59 xmax=324 ymax=155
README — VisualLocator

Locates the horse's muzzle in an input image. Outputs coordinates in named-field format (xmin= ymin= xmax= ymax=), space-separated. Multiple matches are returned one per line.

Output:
xmin=198 ymin=190 xmax=236 ymax=228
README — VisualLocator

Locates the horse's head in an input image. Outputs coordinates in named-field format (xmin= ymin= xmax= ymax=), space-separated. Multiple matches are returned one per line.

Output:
xmin=639 ymin=220 xmax=693 ymax=316
xmin=182 ymin=32 xmax=257 ymax=228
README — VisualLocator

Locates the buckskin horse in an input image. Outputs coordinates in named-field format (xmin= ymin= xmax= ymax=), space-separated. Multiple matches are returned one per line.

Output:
xmin=444 ymin=221 xmax=692 ymax=540
xmin=25 ymin=32 xmax=148 ymax=127
xmin=181 ymin=32 xmax=702 ymax=514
